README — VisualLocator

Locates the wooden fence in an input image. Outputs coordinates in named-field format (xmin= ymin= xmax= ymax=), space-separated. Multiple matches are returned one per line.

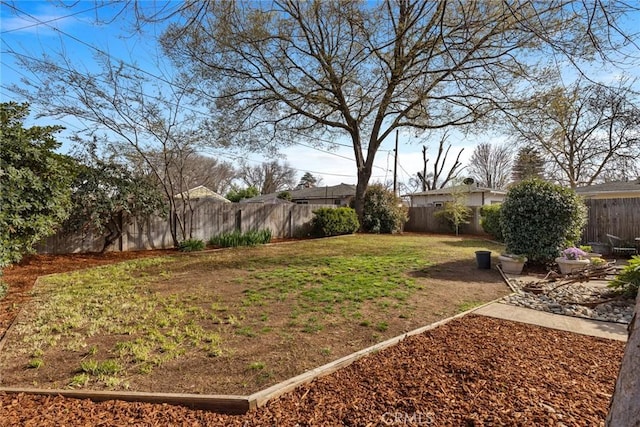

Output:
xmin=404 ymin=206 xmax=484 ymax=235
xmin=582 ymin=198 xmax=640 ymax=245
xmin=37 ymin=201 xmax=332 ymax=254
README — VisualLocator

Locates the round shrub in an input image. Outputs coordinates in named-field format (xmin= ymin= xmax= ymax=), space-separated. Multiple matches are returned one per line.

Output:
xmin=480 ymin=204 xmax=503 ymax=241
xmin=311 ymin=207 xmax=359 ymax=237
xmin=500 ymin=179 xmax=587 ymax=263
xmin=361 ymin=184 xmax=408 ymax=234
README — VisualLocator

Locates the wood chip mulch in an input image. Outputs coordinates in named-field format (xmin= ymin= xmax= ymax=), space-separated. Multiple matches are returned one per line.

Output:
xmin=1 ymin=315 xmax=624 ymax=426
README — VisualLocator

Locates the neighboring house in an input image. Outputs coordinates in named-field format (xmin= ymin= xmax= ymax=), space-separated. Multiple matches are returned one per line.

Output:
xmin=242 ymin=183 xmax=356 ymax=206
xmin=405 ymin=184 xmax=507 ymax=207
xmin=175 ymin=185 xmax=231 ymax=203
xmin=575 ymin=178 xmax=640 ymax=199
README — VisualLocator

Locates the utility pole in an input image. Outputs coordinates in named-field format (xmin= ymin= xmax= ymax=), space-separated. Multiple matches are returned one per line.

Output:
xmin=393 ymin=130 xmax=399 ymax=195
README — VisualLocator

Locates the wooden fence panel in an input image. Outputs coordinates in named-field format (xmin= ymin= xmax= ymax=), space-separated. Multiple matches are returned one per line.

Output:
xmin=405 ymin=206 xmax=484 ymax=235
xmin=36 ymin=202 xmax=331 ymax=254
xmin=582 ymin=198 xmax=640 ymax=244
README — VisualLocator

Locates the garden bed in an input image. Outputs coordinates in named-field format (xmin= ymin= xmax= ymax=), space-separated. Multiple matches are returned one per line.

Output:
xmin=0 ymin=315 xmax=624 ymax=426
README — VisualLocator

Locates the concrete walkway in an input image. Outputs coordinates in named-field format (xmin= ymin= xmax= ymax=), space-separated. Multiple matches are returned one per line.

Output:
xmin=474 ymin=302 xmax=629 ymax=342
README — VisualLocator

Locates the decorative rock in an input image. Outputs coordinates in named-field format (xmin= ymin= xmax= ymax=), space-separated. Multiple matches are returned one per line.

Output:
xmin=502 ymin=275 xmax=635 ymax=324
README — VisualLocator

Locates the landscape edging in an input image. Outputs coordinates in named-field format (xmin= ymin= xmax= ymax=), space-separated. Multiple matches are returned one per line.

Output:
xmin=1 ymin=266 xmax=512 ymax=414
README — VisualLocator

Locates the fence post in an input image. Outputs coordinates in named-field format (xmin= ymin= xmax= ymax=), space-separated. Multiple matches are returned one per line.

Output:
xmin=235 ymin=209 xmax=242 ymax=232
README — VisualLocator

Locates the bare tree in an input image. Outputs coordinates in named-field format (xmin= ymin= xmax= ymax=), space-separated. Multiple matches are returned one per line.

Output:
xmin=415 ymin=132 xmax=465 ymax=191
xmin=509 ymin=79 xmax=640 ymax=187
xmin=159 ymin=0 xmax=634 ymax=218
xmin=466 ymin=143 xmax=514 ymax=189
xmin=240 ymin=161 xmax=297 ymax=195
xmin=6 ymin=49 xmax=209 ymax=245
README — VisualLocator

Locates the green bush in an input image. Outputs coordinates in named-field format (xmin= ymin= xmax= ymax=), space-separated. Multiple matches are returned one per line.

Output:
xmin=177 ymin=239 xmax=206 ymax=252
xmin=361 ymin=184 xmax=408 ymax=234
xmin=480 ymin=204 xmax=503 ymax=241
xmin=311 ymin=207 xmax=359 ymax=237
xmin=609 ymin=255 xmax=640 ymax=298
xmin=500 ymin=179 xmax=587 ymax=263
xmin=209 ymin=229 xmax=272 ymax=247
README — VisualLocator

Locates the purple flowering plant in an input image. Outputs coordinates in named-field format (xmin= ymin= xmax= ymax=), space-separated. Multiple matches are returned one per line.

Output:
xmin=561 ymin=247 xmax=587 ymax=260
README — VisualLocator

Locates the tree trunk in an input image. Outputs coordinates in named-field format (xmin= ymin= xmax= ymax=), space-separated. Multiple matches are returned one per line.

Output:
xmin=353 ymin=167 xmax=372 ymax=227
xmin=606 ymin=296 xmax=640 ymax=426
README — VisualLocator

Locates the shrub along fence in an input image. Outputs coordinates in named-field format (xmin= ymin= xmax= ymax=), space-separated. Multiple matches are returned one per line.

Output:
xmin=36 ymin=201 xmax=333 ymax=254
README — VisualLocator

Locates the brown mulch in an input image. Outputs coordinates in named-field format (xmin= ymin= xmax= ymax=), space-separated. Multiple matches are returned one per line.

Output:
xmin=1 ymin=315 xmax=624 ymax=426
xmin=0 ymin=248 xmax=625 ymax=426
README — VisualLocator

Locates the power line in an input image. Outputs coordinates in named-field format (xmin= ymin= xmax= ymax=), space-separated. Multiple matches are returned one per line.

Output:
xmin=2 ymin=2 xmax=395 ymax=180
xmin=0 ymin=1 xmax=115 ymax=34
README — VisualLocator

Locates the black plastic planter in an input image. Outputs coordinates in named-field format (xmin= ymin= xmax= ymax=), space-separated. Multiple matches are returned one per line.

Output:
xmin=475 ymin=251 xmax=491 ymax=269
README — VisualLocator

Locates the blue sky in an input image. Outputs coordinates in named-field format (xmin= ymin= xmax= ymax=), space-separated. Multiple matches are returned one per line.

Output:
xmin=1 ymin=1 xmax=638 ymax=189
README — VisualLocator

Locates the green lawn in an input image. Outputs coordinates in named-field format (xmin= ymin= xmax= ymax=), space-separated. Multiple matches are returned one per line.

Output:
xmin=2 ymin=234 xmax=508 ymax=394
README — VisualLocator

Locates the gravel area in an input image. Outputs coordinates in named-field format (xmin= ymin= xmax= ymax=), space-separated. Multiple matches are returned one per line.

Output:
xmin=502 ymin=274 xmax=634 ymax=324
xmin=0 ymin=315 xmax=624 ymax=426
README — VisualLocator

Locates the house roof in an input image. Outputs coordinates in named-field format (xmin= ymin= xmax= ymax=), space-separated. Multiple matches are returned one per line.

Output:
xmin=175 ymin=186 xmax=230 ymax=203
xmin=241 ymin=183 xmax=356 ymax=203
xmin=405 ymin=184 xmax=507 ymax=197
xmin=575 ymin=178 xmax=640 ymax=197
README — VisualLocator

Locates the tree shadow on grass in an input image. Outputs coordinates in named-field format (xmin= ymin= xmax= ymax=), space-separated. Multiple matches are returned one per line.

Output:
xmin=438 ymin=239 xmax=502 ymax=249
xmin=409 ymin=258 xmax=504 ymax=283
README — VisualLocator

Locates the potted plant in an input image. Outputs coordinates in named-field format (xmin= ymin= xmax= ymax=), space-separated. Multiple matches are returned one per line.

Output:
xmin=555 ymin=247 xmax=590 ymax=274
xmin=498 ymin=253 xmax=527 ymax=274
xmin=587 ymin=241 xmax=610 ymax=256
xmin=579 ymin=245 xmax=602 ymax=260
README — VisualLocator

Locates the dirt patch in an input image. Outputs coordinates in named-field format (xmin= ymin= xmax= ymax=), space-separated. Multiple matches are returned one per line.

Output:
xmin=0 ymin=315 xmax=624 ymax=426
xmin=0 ymin=236 xmax=510 ymax=395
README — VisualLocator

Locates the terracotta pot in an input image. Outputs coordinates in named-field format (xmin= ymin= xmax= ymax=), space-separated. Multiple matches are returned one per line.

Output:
xmin=555 ymin=257 xmax=590 ymax=275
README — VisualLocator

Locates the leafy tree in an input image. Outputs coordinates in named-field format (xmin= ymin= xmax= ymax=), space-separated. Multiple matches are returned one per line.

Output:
xmin=7 ymin=40 xmax=209 ymax=246
xmin=0 ymin=102 xmax=74 ymax=266
xmin=509 ymin=79 xmax=640 ymax=187
xmin=160 ymin=0 xmax=631 ymax=219
xmin=467 ymin=143 xmax=513 ymax=189
xmin=500 ymin=179 xmax=587 ymax=263
xmin=434 ymin=186 xmax=472 ymax=236
xmin=511 ymin=146 xmax=546 ymax=183
xmin=277 ymin=191 xmax=293 ymax=201
xmin=64 ymin=149 xmax=166 ymax=252
xmin=298 ymin=172 xmax=322 ymax=189
xmin=240 ymin=161 xmax=297 ymax=195
xmin=225 ymin=186 xmax=260 ymax=203
xmin=361 ymin=184 xmax=408 ymax=234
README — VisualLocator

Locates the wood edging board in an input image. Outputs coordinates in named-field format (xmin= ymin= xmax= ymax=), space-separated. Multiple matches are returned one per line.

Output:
xmin=1 ymin=287 xmax=511 ymax=414
xmin=247 ymin=295 xmax=510 ymax=409
xmin=0 ymin=387 xmax=250 ymax=414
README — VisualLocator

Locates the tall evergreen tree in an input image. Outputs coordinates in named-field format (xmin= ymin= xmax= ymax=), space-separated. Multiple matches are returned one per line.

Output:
xmin=511 ymin=146 xmax=546 ymax=183
xmin=0 ymin=102 xmax=74 ymax=266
